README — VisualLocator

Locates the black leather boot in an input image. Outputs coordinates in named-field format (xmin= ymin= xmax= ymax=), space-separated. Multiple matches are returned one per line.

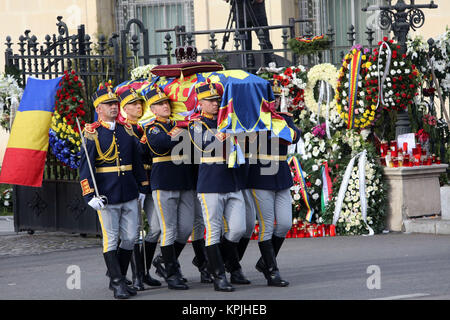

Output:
xmin=237 ymin=237 xmax=251 ymax=261
xmin=174 ymin=241 xmax=187 ymax=283
xmin=152 ymin=253 xmax=167 ymax=280
xmin=130 ymin=244 xmax=145 ymax=291
xmin=117 ymin=248 xmax=137 ymax=296
xmin=192 ymin=239 xmax=213 ymax=283
xmin=222 ymin=238 xmax=251 ymax=285
xmin=255 ymin=235 xmax=286 ymax=278
xmin=103 ymin=250 xmax=130 ymax=299
xmin=160 ymin=245 xmax=189 ymax=290
xmin=258 ymin=240 xmax=289 ymax=287
xmin=142 ymin=241 xmax=162 ymax=286
xmin=205 ymin=244 xmax=234 ymax=292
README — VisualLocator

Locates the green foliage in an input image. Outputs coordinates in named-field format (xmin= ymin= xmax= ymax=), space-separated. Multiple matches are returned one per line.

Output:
xmin=288 ymin=36 xmax=331 ymax=56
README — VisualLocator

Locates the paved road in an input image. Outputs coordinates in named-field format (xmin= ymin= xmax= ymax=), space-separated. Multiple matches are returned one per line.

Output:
xmin=1 ymin=232 xmax=450 ymax=301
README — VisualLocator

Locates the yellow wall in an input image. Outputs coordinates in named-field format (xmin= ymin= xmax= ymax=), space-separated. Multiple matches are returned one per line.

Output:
xmin=0 ymin=0 xmax=116 ymax=71
xmin=0 ymin=0 xmax=115 ymax=165
xmin=409 ymin=0 xmax=450 ymax=40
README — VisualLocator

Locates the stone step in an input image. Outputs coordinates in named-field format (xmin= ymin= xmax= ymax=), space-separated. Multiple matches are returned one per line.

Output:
xmin=403 ymin=216 xmax=450 ymax=235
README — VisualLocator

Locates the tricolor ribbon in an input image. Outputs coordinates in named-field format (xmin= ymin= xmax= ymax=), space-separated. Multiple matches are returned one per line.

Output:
xmin=320 ymin=161 xmax=333 ymax=213
xmin=347 ymin=50 xmax=363 ymax=129
xmin=332 ymin=150 xmax=374 ymax=235
xmin=228 ymin=136 xmax=245 ymax=168
xmin=288 ymin=156 xmax=314 ymax=222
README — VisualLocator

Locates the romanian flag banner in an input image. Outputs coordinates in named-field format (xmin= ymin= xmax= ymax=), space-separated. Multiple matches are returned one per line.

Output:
xmin=0 ymin=76 xmax=62 ymax=187
xmin=139 ymin=75 xmax=199 ymax=127
xmin=347 ymin=50 xmax=363 ymax=129
xmin=138 ymin=70 xmax=295 ymax=142
xmin=288 ymin=156 xmax=314 ymax=222
xmin=197 ymin=70 xmax=295 ymax=142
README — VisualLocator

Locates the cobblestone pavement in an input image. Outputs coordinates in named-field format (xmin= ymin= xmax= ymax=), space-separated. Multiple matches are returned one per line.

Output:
xmin=0 ymin=216 xmax=102 ymax=257
xmin=0 ymin=231 xmax=102 ymax=257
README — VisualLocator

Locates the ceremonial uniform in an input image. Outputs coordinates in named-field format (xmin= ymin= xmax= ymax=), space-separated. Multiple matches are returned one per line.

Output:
xmin=235 ymin=133 xmax=257 ymax=264
xmin=188 ymin=81 xmax=246 ymax=292
xmin=142 ymin=86 xmax=195 ymax=290
xmin=246 ymin=79 xmax=301 ymax=286
xmin=79 ymin=83 xmax=148 ymax=299
xmin=116 ymin=86 xmax=162 ymax=290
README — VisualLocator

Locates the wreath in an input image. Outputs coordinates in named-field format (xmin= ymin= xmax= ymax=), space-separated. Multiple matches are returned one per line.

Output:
xmin=365 ymin=38 xmax=421 ymax=112
xmin=335 ymin=46 xmax=376 ymax=129
xmin=273 ymin=65 xmax=308 ymax=112
xmin=289 ymin=35 xmax=331 ymax=56
xmin=304 ymin=63 xmax=338 ymax=118
xmin=48 ymin=70 xmax=89 ymax=169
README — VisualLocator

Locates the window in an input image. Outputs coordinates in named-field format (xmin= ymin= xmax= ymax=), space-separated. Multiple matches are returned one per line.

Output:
xmin=116 ymin=0 xmax=194 ymax=65
xmin=324 ymin=0 xmax=388 ymax=62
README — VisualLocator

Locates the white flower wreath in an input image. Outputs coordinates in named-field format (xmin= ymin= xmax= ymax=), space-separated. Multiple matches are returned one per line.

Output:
xmin=304 ymin=63 xmax=338 ymax=117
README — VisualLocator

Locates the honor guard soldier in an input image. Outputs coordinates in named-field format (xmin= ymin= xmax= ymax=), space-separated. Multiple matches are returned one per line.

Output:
xmin=79 ymin=82 xmax=149 ymax=299
xmin=116 ymin=85 xmax=162 ymax=290
xmin=234 ymin=132 xmax=257 ymax=278
xmin=247 ymin=79 xmax=301 ymax=287
xmin=142 ymin=85 xmax=196 ymax=290
xmin=188 ymin=80 xmax=247 ymax=292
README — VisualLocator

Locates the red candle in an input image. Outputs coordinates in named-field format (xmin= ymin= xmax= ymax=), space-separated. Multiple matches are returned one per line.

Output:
xmin=436 ymin=157 xmax=441 ymax=164
xmin=403 ymin=155 xmax=410 ymax=167
xmin=403 ymin=142 xmax=408 ymax=153
xmin=393 ymin=157 xmax=399 ymax=168
xmin=426 ymin=157 xmax=432 ymax=166
xmin=392 ymin=149 xmax=398 ymax=157
xmin=329 ymin=225 xmax=336 ymax=237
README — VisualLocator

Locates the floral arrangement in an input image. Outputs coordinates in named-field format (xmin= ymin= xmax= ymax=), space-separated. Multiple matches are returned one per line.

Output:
xmin=288 ymin=35 xmax=331 ymax=56
xmin=321 ymin=130 xmax=388 ymax=235
xmin=407 ymin=28 xmax=450 ymax=99
xmin=335 ymin=45 xmax=377 ymax=129
xmin=272 ymin=65 xmax=308 ymax=112
xmin=304 ymin=63 xmax=338 ymax=118
xmin=48 ymin=70 xmax=88 ymax=169
xmin=289 ymin=108 xmax=342 ymax=223
xmin=0 ymin=72 xmax=24 ymax=131
xmin=366 ymin=38 xmax=421 ymax=113
xmin=289 ymin=103 xmax=387 ymax=235
xmin=130 ymin=64 xmax=157 ymax=81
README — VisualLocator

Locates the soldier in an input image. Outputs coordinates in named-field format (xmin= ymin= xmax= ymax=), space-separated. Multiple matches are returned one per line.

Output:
xmin=141 ymin=85 xmax=196 ymax=290
xmin=79 ymin=82 xmax=148 ymax=299
xmin=188 ymin=80 xmax=247 ymax=292
xmin=116 ymin=85 xmax=162 ymax=290
xmin=247 ymin=79 xmax=301 ymax=287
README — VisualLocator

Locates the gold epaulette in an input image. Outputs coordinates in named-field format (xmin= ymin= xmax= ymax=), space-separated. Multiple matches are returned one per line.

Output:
xmin=83 ymin=122 xmax=100 ymax=141
xmin=119 ymin=121 xmax=134 ymax=137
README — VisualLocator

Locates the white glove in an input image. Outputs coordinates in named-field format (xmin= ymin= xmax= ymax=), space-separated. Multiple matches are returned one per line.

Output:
xmin=138 ymin=193 xmax=146 ymax=208
xmin=88 ymin=197 xmax=105 ymax=211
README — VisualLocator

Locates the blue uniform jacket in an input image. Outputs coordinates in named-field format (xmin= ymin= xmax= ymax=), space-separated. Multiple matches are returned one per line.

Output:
xmin=79 ymin=121 xmax=148 ymax=205
xmin=188 ymin=116 xmax=242 ymax=194
xmin=129 ymin=122 xmax=152 ymax=194
xmin=246 ymin=114 xmax=301 ymax=191
xmin=144 ymin=118 xmax=195 ymax=191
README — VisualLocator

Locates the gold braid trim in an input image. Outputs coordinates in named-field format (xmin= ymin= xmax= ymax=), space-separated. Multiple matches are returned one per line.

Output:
xmin=95 ymin=135 xmax=119 ymax=164
xmin=145 ymin=123 xmax=171 ymax=157
xmin=188 ymin=120 xmax=215 ymax=154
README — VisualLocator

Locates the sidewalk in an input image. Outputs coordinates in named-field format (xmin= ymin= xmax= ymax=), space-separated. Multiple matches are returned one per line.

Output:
xmin=0 ymin=215 xmax=15 ymax=236
xmin=0 ymin=215 xmax=102 ymax=257
xmin=404 ymin=216 xmax=450 ymax=235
